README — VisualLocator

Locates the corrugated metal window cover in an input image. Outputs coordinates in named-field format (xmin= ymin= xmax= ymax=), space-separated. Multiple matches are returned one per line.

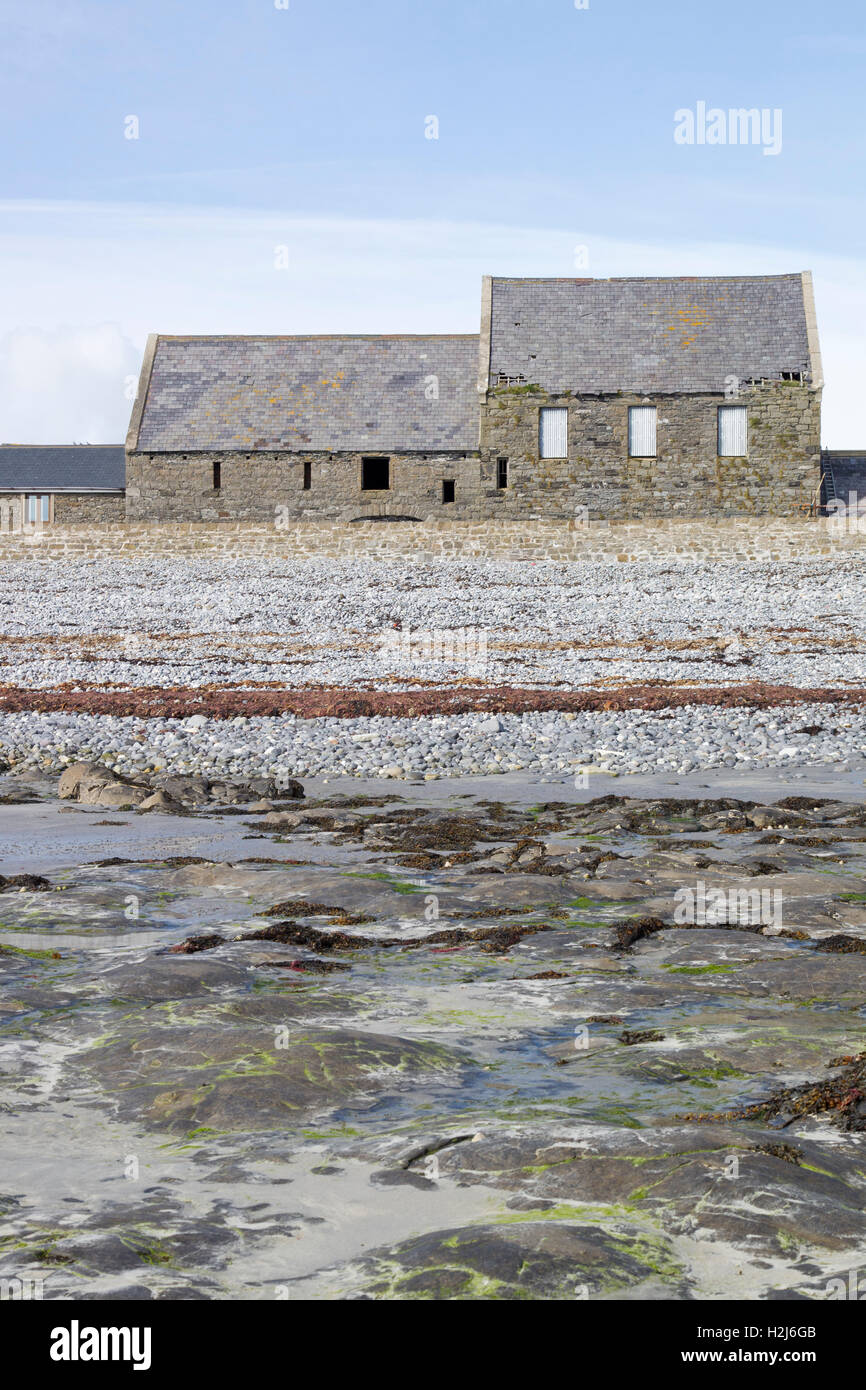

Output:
xmin=718 ymin=406 xmax=748 ymax=457
xmin=628 ymin=406 xmax=657 ymax=458
xmin=539 ymin=407 xmax=568 ymax=459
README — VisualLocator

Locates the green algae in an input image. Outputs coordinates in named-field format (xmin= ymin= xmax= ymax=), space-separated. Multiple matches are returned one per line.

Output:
xmin=343 ymin=872 xmax=424 ymax=894
xmin=661 ymin=963 xmax=740 ymax=975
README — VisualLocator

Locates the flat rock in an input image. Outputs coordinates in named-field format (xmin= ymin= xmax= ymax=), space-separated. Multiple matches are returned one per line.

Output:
xmin=76 ymin=1023 xmax=473 ymax=1133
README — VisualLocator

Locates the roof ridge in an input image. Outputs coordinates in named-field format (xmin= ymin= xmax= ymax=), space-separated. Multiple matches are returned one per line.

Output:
xmin=489 ymin=273 xmax=806 ymax=283
xmin=154 ymin=333 xmax=480 ymax=342
xmin=0 ymin=444 xmax=124 ymax=449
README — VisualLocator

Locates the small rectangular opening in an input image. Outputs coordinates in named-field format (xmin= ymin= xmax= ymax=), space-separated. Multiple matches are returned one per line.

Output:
xmin=442 ymin=479 xmax=455 ymax=504
xmin=362 ymin=456 xmax=390 ymax=490
xmin=497 ymin=457 xmax=508 ymax=489
xmin=212 ymin=461 xmax=221 ymax=492
xmin=303 ymin=460 xmax=311 ymax=490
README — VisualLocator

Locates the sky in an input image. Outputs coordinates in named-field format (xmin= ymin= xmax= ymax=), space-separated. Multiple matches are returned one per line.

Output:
xmin=1 ymin=0 xmax=864 ymax=444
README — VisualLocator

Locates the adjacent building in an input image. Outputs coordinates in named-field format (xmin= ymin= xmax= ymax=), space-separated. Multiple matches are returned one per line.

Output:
xmin=0 ymin=445 xmax=126 ymax=530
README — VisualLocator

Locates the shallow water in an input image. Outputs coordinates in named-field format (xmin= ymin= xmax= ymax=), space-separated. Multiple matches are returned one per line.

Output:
xmin=2 ymin=766 xmax=866 ymax=1300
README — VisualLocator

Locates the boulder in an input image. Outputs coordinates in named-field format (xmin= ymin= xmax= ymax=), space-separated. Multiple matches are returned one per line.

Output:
xmin=58 ymin=762 xmax=113 ymax=800
xmin=137 ymin=790 xmax=183 ymax=814
xmin=274 ymin=778 xmax=304 ymax=800
xmin=154 ymin=774 xmax=212 ymax=805
xmin=247 ymin=777 xmax=282 ymax=799
xmin=748 ymin=807 xmax=802 ymax=829
xmin=261 ymin=811 xmax=308 ymax=829
xmin=207 ymin=783 xmax=248 ymax=805
xmin=80 ymin=781 xmax=151 ymax=809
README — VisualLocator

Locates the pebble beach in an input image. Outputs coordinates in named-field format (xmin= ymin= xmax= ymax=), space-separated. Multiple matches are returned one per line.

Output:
xmin=0 ymin=550 xmax=865 ymax=782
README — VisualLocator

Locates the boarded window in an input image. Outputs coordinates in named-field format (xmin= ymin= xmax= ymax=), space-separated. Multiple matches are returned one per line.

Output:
xmin=628 ymin=406 xmax=657 ymax=458
xmin=442 ymin=479 xmax=455 ymax=503
xmin=362 ymin=457 xmax=390 ymax=490
xmin=539 ymin=407 xmax=568 ymax=459
xmin=497 ymin=457 xmax=508 ymax=489
xmin=718 ymin=406 xmax=748 ymax=457
xmin=303 ymin=461 xmax=311 ymax=490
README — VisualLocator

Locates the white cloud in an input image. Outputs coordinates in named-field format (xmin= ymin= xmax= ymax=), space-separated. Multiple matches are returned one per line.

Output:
xmin=0 ymin=323 xmax=140 ymax=444
xmin=0 ymin=198 xmax=862 ymax=445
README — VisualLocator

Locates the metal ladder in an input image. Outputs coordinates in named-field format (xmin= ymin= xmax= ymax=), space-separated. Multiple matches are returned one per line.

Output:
xmin=822 ymin=456 xmax=838 ymax=513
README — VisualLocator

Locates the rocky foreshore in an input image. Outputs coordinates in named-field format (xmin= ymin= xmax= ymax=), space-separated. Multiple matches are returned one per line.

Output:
xmin=1 ymin=771 xmax=865 ymax=1299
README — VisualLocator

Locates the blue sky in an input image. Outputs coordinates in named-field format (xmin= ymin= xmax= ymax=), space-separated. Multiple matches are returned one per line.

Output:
xmin=1 ymin=0 xmax=864 ymax=442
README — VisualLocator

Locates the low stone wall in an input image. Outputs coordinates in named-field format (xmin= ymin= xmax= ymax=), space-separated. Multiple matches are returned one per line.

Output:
xmin=1 ymin=517 xmax=865 ymax=563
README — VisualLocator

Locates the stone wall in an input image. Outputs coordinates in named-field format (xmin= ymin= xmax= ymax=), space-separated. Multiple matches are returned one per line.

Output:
xmin=0 ymin=517 xmax=863 ymax=564
xmin=479 ymin=381 xmax=822 ymax=519
xmin=126 ymin=380 xmax=821 ymax=522
xmin=53 ymin=494 xmax=126 ymax=523
xmin=125 ymin=452 xmax=479 ymax=522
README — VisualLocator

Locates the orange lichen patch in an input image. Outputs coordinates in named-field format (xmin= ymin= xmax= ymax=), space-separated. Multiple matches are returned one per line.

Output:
xmin=666 ymin=305 xmax=711 ymax=349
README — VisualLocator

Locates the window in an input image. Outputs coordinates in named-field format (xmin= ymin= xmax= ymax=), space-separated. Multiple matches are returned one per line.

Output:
xmin=539 ymin=407 xmax=568 ymax=459
xmin=442 ymin=479 xmax=455 ymax=504
xmin=718 ymin=405 xmax=748 ymax=457
xmin=361 ymin=457 xmax=390 ymax=490
xmin=628 ymin=406 xmax=657 ymax=458
xmin=303 ymin=461 xmax=311 ymax=491
xmin=212 ymin=461 xmax=221 ymax=491
xmin=26 ymin=495 xmax=50 ymax=523
xmin=497 ymin=457 xmax=508 ymax=489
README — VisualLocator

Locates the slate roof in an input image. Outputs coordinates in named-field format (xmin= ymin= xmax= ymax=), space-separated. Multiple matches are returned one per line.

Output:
xmin=0 ymin=445 xmax=125 ymax=491
xmin=135 ymin=336 xmax=480 ymax=453
xmin=487 ymin=275 xmax=814 ymax=394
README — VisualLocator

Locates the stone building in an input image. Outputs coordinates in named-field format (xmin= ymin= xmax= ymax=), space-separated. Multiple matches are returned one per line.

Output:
xmin=0 ymin=446 xmax=125 ymax=530
xmin=126 ymin=273 xmax=823 ymax=521
xmin=820 ymin=451 xmax=866 ymax=516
